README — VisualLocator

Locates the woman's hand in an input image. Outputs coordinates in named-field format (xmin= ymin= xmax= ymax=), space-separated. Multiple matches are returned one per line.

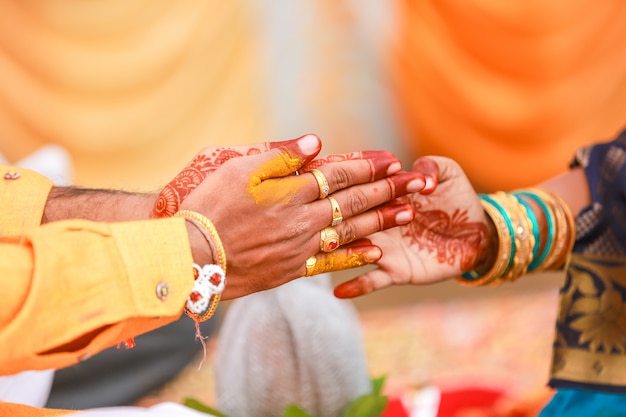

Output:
xmin=334 ymin=156 xmax=493 ymax=298
xmin=157 ymin=134 xmax=427 ymax=299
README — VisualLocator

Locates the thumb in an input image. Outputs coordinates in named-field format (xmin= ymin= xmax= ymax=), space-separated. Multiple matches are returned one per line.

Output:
xmin=412 ymin=156 xmax=440 ymax=194
xmin=254 ymin=134 xmax=322 ymax=180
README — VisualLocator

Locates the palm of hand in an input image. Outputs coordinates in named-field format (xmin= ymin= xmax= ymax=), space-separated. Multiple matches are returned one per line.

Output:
xmin=334 ymin=156 xmax=488 ymax=298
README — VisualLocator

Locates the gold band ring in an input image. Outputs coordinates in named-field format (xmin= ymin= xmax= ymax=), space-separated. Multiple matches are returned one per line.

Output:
xmin=309 ymin=169 xmax=330 ymax=200
xmin=320 ymin=226 xmax=340 ymax=252
xmin=304 ymin=255 xmax=317 ymax=277
xmin=327 ymin=196 xmax=343 ymax=226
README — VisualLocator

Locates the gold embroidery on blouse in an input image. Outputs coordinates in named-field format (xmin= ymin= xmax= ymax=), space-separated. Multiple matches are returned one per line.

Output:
xmin=550 ymin=253 xmax=626 ymax=386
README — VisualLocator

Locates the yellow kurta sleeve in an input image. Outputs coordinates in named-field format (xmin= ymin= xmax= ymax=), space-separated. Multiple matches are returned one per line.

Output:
xmin=0 ymin=165 xmax=195 ymax=375
xmin=0 ymin=165 xmax=53 ymax=236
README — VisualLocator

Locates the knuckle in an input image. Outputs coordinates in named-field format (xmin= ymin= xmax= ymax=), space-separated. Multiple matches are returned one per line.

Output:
xmin=332 ymin=166 xmax=352 ymax=190
xmin=339 ymin=222 xmax=358 ymax=244
xmin=347 ymin=190 xmax=368 ymax=214
xmin=383 ymin=178 xmax=395 ymax=200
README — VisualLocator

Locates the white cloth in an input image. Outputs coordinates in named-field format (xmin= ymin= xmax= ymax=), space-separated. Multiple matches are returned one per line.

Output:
xmin=72 ymin=402 xmax=214 ymax=417
xmin=0 ymin=145 xmax=73 ymax=186
xmin=0 ymin=370 xmax=55 ymax=408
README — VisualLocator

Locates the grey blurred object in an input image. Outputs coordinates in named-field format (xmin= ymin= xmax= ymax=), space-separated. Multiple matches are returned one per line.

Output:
xmin=215 ymin=275 xmax=371 ymax=417
xmin=46 ymin=318 xmax=218 ymax=409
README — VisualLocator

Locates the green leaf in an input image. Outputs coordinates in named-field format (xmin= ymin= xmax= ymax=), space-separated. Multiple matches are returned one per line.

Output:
xmin=183 ymin=398 xmax=230 ymax=417
xmin=282 ymin=404 xmax=315 ymax=417
xmin=341 ymin=394 xmax=388 ymax=417
xmin=370 ymin=376 xmax=386 ymax=396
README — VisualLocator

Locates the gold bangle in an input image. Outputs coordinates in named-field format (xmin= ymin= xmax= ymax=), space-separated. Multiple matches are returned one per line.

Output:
xmin=491 ymin=192 xmax=535 ymax=282
xmin=456 ymin=198 xmax=513 ymax=286
xmin=175 ymin=210 xmax=227 ymax=272
xmin=528 ymin=188 xmax=575 ymax=270
xmin=174 ymin=210 xmax=227 ymax=322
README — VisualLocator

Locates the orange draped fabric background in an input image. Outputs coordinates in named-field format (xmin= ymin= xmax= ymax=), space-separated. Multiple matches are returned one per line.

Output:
xmin=0 ymin=0 xmax=270 ymax=190
xmin=390 ymin=0 xmax=626 ymax=191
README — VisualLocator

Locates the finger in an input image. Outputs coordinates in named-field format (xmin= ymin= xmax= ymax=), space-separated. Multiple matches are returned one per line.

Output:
xmin=250 ymin=134 xmax=322 ymax=182
xmin=302 ymin=240 xmax=382 ymax=277
xmin=333 ymin=267 xmax=394 ymax=298
xmin=332 ymin=202 xmax=415 ymax=245
xmin=303 ymin=202 xmax=414 ymax=257
xmin=302 ymin=150 xmax=402 ymax=180
xmin=412 ymin=156 xmax=440 ymax=194
xmin=301 ymin=161 xmax=424 ymax=207
xmin=305 ymin=172 xmax=423 ymax=231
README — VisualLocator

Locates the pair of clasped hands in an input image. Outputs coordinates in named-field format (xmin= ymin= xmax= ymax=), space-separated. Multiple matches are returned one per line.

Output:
xmin=157 ymin=134 xmax=487 ymax=301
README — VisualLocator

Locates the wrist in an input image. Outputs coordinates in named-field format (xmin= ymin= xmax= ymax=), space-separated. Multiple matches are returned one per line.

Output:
xmin=183 ymin=217 xmax=216 ymax=266
xmin=174 ymin=210 xmax=227 ymax=323
xmin=472 ymin=211 xmax=499 ymax=274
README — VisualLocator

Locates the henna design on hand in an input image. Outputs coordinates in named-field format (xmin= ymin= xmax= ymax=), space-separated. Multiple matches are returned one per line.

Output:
xmin=151 ymin=146 xmax=266 ymax=218
xmin=402 ymin=200 xmax=488 ymax=271
xmin=301 ymin=151 xmax=398 ymax=182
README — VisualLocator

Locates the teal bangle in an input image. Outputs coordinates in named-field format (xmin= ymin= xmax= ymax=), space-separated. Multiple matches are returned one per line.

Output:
xmin=510 ymin=193 xmax=540 ymax=270
xmin=461 ymin=194 xmax=515 ymax=280
xmin=515 ymin=191 xmax=554 ymax=271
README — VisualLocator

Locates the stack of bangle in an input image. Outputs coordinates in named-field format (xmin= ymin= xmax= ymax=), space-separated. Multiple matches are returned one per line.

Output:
xmin=174 ymin=210 xmax=227 ymax=322
xmin=458 ymin=188 xmax=575 ymax=287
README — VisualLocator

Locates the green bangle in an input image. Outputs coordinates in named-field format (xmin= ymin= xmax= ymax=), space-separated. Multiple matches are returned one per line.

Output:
xmin=461 ymin=193 xmax=515 ymax=280
xmin=514 ymin=191 xmax=554 ymax=271
xmin=510 ymin=193 xmax=540 ymax=270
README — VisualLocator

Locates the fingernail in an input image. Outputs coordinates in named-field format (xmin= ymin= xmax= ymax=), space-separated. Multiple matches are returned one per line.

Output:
xmin=407 ymin=176 xmax=426 ymax=193
xmin=297 ymin=134 xmax=321 ymax=155
xmin=424 ymin=176 xmax=434 ymax=191
xmin=364 ymin=247 xmax=382 ymax=262
xmin=333 ymin=282 xmax=362 ymax=299
xmin=387 ymin=161 xmax=401 ymax=175
xmin=396 ymin=209 xmax=415 ymax=225
xmin=380 ymin=203 xmax=414 ymax=229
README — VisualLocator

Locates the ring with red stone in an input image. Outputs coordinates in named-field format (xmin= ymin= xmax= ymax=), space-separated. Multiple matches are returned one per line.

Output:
xmin=319 ymin=226 xmax=340 ymax=252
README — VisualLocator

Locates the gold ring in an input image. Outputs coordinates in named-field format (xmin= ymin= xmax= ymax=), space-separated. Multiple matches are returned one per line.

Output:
xmin=309 ymin=169 xmax=330 ymax=200
xmin=305 ymin=255 xmax=317 ymax=276
xmin=328 ymin=196 xmax=343 ymax=226
xmin=320 ymin=226 xmax=340 ymax=252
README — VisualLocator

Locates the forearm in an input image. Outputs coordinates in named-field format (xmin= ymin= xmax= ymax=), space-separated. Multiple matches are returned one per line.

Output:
xmin=42 ymin=186 xmax=157 ymax=224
